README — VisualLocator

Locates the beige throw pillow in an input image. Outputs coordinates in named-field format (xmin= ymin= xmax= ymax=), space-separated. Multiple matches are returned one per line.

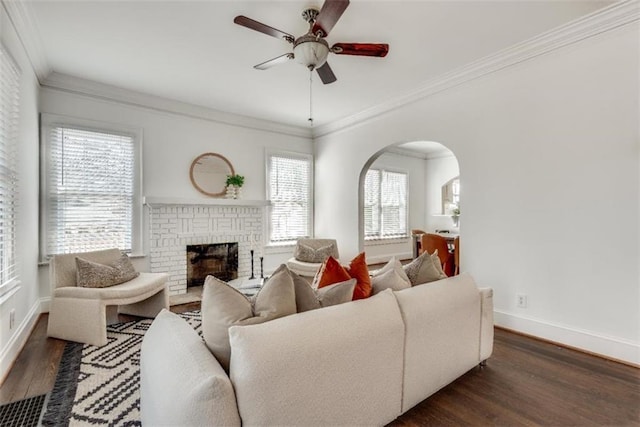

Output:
xmin=402 ymin=250 xmax=447 ymax=286
xmin=371 ymin=257 xmax=411 ymax=294
xmin=201 ymin=264 xmax=296 ymax=371
xmin=291 ymin=270 xmax=356 ymax=312
xmin=76 ymin=253 xmax=139 ymax=288
xmin=294 ymin=242 xmax=336 ymax=263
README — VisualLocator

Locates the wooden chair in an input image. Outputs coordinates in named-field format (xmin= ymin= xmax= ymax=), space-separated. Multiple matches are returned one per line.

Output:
xmin=420 ymin=233 xmax=455 ymax=276
xmin=454 ymin=236 xmax=460 ymax=275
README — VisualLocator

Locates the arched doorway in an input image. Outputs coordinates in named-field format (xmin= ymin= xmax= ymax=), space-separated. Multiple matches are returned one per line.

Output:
xmin=358 ymin=140 xmax=460 ymax=265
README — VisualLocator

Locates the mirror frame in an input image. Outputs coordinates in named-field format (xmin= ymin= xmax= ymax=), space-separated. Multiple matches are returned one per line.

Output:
xmin=189 ymin=152 xmax=235 ymax=197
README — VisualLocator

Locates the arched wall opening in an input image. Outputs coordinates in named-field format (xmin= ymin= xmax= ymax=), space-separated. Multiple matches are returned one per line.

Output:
xmin=358 ymin=140 xmax=460 ymax=265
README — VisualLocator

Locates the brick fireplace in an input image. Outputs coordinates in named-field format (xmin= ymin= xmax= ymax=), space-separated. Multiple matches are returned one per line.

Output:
xmin=146 ymin=199 xmax=266 ymax=295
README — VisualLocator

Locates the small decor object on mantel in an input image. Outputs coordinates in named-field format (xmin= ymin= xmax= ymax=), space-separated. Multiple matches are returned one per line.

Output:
xmin=451 ymin=207 xmax=460 ymax=227
xmin=225 ymin=174 xmax=245 ymax=199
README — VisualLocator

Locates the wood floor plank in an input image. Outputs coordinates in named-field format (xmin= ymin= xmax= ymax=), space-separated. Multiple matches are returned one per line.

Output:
xmin=1 ymin=307 xmax=638 ymax=426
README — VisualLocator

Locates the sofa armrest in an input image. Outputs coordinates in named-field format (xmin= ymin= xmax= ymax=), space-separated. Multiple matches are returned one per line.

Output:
xmin=140 ymin=309 xmax=240 ymax=427
xmin=479 ymin=287 xmax=494 ymax=362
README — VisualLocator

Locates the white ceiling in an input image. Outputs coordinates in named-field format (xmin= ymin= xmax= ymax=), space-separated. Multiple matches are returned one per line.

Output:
xmin=25 ymin=0 xmax=611 ymax=130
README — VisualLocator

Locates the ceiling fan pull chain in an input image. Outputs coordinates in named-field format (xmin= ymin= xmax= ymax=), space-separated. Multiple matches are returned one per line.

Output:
xmin=308 ymin=70 xmax=314 ymax=126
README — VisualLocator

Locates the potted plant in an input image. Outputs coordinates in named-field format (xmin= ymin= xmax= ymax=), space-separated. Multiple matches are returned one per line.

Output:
xmin=225 ymin=174 xmax=245 ymax=199
xmin=451 ymin=207 xmax=460 ymax=227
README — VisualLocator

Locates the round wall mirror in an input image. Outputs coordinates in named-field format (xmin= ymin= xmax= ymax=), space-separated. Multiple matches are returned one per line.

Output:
xmin=189 ymin=153 xmax=235 ymax=197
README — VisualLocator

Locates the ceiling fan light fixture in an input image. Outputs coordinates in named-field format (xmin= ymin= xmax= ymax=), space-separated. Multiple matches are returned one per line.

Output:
xmin=293 ymin=36 xmax=329 ymax=70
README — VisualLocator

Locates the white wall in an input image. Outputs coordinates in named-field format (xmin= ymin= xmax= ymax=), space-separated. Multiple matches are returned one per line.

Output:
xmin=315 ymin=24 xmax=639 ymax=364
xmin=0 ymin=4 xmax=42 ymax=382
xmin=424 ymin=154 xmax=460 ymax=232
xmin=38 ymin=85 xmax=313 ymax=298
xmin=362 ymin=151 xmax=426 ymax=264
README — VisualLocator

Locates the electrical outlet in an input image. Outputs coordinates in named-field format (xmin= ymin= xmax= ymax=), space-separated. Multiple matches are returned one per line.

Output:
xmin=9 ymin=309 xmax=15 ymax=329
xmin=517 ymin=294 xmax=528 ymax=308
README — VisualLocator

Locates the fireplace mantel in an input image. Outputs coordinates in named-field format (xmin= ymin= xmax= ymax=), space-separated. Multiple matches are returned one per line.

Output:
xmin=143 ymin=196 xmax=270 ymax=207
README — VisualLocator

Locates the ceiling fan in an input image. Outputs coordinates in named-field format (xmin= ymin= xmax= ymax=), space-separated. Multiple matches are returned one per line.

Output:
xmin=234 ymin=0 xmax=389 ymax=84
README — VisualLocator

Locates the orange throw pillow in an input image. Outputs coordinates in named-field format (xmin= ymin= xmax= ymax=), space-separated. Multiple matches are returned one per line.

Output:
xmin=314 ymin=256 xmax=351 ymax=289
xmin=316 ymin=253 xmax=372 ymax=300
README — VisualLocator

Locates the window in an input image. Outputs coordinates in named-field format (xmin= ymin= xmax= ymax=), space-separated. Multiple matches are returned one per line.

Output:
xmin=266 ymin=151 xmax=312 ymax=244
xmin=40 ymin=115 xmax=142 ymax=260
xmin=364 ymin=169 xmax=408 ymax=239
xmin=0 ymin=44 xmax=21 ymax=294
xmin=442 ymin=176 xmax=460 ymax=214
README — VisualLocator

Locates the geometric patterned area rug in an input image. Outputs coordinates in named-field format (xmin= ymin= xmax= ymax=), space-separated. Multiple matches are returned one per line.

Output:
xmin=42 ymin=311 xmax=201 ymax=426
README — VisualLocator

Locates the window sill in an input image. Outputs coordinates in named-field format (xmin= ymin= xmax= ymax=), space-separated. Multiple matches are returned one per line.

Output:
xmin=364 ymin=237 xmax=410 ymax=246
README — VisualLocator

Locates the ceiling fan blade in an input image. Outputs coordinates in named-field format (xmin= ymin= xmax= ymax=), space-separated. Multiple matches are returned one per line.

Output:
xmin=254 ymin=53 xmax=294 ymax=70
xmin=316 ymin=62 xmax=337 ymax=84
xmin=234 ymin=16 xmax=294 ymax=43
xmin=331 ymin=43 xmax=389 ymax=57
xmin=312 ymin=0 xmax=350 ymax=37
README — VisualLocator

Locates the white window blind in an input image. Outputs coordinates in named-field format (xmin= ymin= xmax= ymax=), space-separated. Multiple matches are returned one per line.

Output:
xmin=364 ymin=169 xmax=408 ymax=239
xmin=42 ymin=123 xmax=139 ymax=258
xmin=0 ymin=44 xmax=20 ymax=291
xmin=267 ymin=152 xmax=312 ymax=244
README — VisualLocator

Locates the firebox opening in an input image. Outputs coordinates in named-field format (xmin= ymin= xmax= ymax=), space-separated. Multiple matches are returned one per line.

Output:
xmin=186 ymin=242 xmax=238 ymax=287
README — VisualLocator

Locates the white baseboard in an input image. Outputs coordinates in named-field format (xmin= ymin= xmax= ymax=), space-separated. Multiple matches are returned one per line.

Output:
xmin=0 ymin=299 xmax=42 ymax=384
xmin=494 ymin=310 xmax=640 ymax=366
xmin=40 ymin=296 xmax=51 ymax=313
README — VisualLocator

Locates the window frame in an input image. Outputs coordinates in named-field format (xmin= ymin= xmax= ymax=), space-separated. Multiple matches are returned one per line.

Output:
xmin=0 ymin=43 xmax=21 ymax=298
xmin=39 ymin=113 xmax=144 ymax=262
xmin=364 ymin=167 xmax=409 ymax=241
xmin=265 ymin=149 xmax=313 ymax=246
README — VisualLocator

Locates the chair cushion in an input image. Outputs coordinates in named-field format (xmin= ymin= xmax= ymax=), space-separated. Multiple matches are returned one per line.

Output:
xmin=53 ymin=272 xmax=168 ymax=301
xmin=76 ymin=253 xmax=139 ymax=288
xmin=286 ymin=257 xmax=323 ymax=277
xmin=201 ymin=264 xmax=296 ymax=371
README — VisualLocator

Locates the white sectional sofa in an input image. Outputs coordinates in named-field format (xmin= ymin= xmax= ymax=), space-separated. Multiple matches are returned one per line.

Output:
xmin=140 ymin=272 xmax=493 ymax=426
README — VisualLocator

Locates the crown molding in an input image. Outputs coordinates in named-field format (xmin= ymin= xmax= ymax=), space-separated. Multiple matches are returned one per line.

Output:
xmin=41 ymin=72 xmax=312 ymax=139
xmin=312 ymin=0 xmax=640 ymax=138
xmin=1 ymin=0 xmax=51 ymax=82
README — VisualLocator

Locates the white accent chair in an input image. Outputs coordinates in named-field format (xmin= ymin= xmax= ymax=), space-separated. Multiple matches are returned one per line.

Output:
xmin=286 ymin=238 xmax=339 ymax=277
xmin=47 ymin=248 xmax=169 ymax=346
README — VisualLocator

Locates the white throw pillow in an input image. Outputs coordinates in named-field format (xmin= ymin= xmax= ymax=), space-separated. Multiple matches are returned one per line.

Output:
xmin=291 ymin=270 xmax=356 ymax=312
xmin=371 ymin=258 xmax=411 ymax=294
xmin=201 ymin=264 xmax=296 ymax=371
xmin=402 ymin=250 xmax=447 ymax=286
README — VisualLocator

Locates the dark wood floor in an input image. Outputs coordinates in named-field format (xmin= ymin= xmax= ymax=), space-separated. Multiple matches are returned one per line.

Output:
xmin=1 ymin=303 xmax=639 ymax=426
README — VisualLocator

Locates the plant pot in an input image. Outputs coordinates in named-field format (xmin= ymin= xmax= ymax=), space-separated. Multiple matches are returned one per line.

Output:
xmin=225 ymin=185 xmax=242 ymax=199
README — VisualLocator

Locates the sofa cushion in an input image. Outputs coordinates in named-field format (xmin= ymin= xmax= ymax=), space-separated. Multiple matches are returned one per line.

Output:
xmin=140 ymin=309 xmax=241 ymax=427
xmin=201 ymin=264 xmax=296 ymax=371
xmin=229 ymin=289 xmax=405 ymax=426
xmin=371 ymin=257 xmax=411 ymax=294
xmin=291 ymin=270 xmax=356 ymax=312
xmin=393 ymin=273 xmax=481 ymax=412
xmin=403 ymin=250 xmax=447 ymax=285
xmin=75 ymin=252 xmax=139 ymax=288
xmin=314 ymin=253 xmax=372 ymax=300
